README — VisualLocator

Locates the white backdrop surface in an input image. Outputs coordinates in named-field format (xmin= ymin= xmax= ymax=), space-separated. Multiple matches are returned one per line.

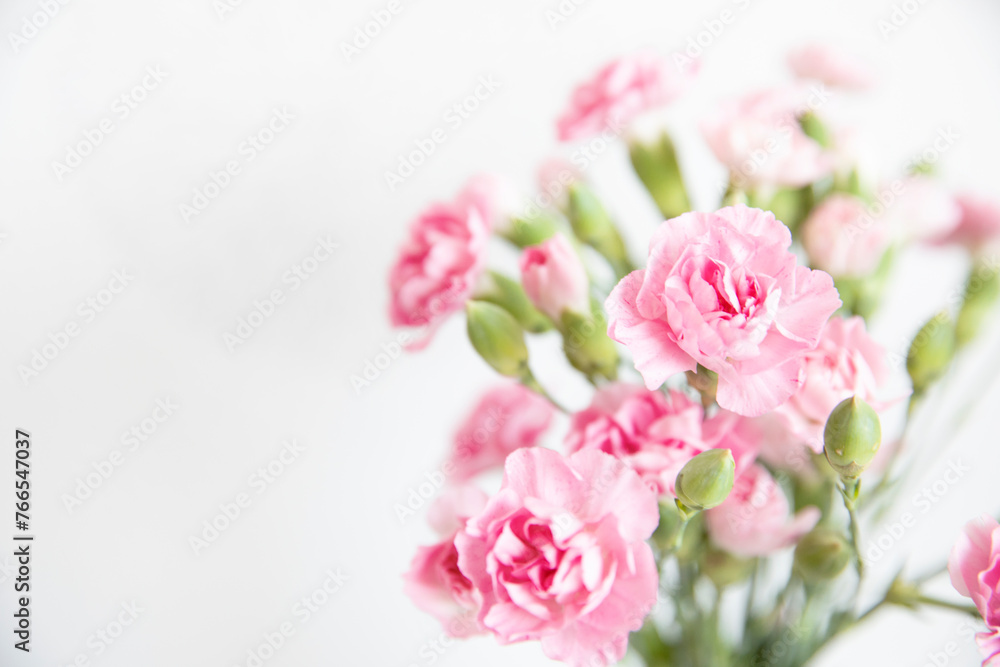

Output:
xmin=1 ymin=0 xmax=999 ymax=665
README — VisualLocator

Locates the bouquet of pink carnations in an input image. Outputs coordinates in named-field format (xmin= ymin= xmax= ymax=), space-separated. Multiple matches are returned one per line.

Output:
xmin=390 ymin=45 xmax=1000 ymax=666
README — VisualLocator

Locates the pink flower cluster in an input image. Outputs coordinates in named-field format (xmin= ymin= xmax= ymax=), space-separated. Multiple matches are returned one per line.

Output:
xmin=393 ymin=43 xmax=1000 ymax=666
xmin=605 ymin=205 xmax=842 ymax=417
xmin=408 ymin=448 xmax=660 ymax=667
xmin=565 ymin=383 xmax=757 ymax=496
xmin=950 ymin=516 xmax=1000 ymax=665
xmin=557 ymin=53 xmax=695 ymax=142
xmin=388 ymin=178 xmax=494 ymax=347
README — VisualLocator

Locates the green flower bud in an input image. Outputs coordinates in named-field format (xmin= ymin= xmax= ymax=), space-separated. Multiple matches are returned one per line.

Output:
xmin=798 ymin=111 xmax=832 ymax=149
xmin=906 ymin=312 xmax=956 ymax=394
xmin=475 ymin=271 xmax=552 ymax=333
xmin=956 ymin=262 xmax=1000 ymax=347
xmin=675 ymin=449 xmax=735 ymax=513
xmin=501 ymin=213 xmax=559 ymax=248
xmin=567 ymin=184 xmax=631 ymax=277
xmin=702 ymin=548 xmax=755 ymax=588
xmin=466 ymin=300 xmax=529 ymax=377
xmin=560 ymin=308 xmax=618 ymax=382
xmin=764 ymin=185 xmax=814 ymax=233
xmin=823 ymin=396 xmax=881 ymax=479
xmin=628 ymin=133 xmax=691 ymax=220
xmin=794 ymin=528 xmax=852 ymax=582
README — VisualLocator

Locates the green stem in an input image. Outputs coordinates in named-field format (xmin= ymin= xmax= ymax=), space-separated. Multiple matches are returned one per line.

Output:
xmin=520 ymin=371 xmax=569 ymax=414
xmin=839 ymin=479 xmax=864 ymax=582
xmin=915 ymin=595 xmax=982 ymax=618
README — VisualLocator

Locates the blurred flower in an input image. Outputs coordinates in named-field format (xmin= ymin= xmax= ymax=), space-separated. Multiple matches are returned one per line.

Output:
xmin=389 ymin=179 xmax=493 ymax=347
xmin=448 ymin=383 xmax=555 ymax=480
xmin=788 ymin=44 xmax=875 ymax=90
xmin=605 ymin=205 xmax=841 ymax=417
xmin=801 ymin=194 xmax=890 ymax=277
xmin=520 ymin=234 xmax=590 ymax=321
xmin=761 ymin=316 xmax=891 ymax=463
xmin=455 ymin=448 xmax=659 ymax=666
xmin=463 ymin=172 xmax=523 ymax=230
xmin=934 ymin=193 xmax=1000 ymax=252
xmin=949 ymin=515 xmax=1000 ymax=665
xmin=557 ymin=53 xmax=694 ymax=142
xmin=886 ymin=175 xmax=961 ymax=242
xmin=701 ymin=87 xmax=833 ymax=188
xmin=565 ymin=383 xmax=758 ymax=496
xmin=404 ymin=487 xmax=488 ymax=637
xmin=705 ymin=463 xmax=821 ymax=557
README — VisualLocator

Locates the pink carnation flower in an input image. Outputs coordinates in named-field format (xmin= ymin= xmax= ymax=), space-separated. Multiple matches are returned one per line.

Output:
xmin=701 ymin=88 xmax=833 ymax=188
xmin=949 ymin=515 xmax=1000 ymax=665
xmin=705 ymin=463 xmax=820 ymax=557
xmin=887 ymin=175 xmax=961 ymax=242
xmin=520 ymin=234 xmax=591 ymax=321
xmin=388 ymin=180 xmax=493 ymax=348
xmin=767 ymin=316 xmax=890 ymax=456
xmin=800 ymin=194 xmax=890 ymax=277
xmin=557 ymin=53 xmax=694 ymax=142
xmin=448 ymin=384 xmax=555 ymax=480
xmin=565 ymin=383 xmax=759 ymax=496
xmin=605 ymin=205 xmax=842 ymax=417
xmin=788 ymin=44 xmax=876 ymax=90
xmin=404 ymin=487 xmax=488 ymax=638
xmin=935 ymin=193 xmax=1000 ymax=252
xmin=455 ymin=448 xmax=659 ymax=666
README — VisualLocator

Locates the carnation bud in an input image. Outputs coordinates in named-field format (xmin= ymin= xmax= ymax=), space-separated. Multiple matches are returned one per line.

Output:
xmin=794 ymin=527 xmax=851 ymax=582
xmin=823 ymin=396 xmax=881 ymax=479
xmin=560 ymin=309 xmax=619 ymax=382
xmin=466 ymin=300 xmax=529 ymax=377
xmin=702 ymin=547 xmax=755 ymax=588
xmin=475 ymin=271 xmax=552 ymax=333
xmin=501 ymin=213 xmax=559 ymax=248
xmin=956 ymin=262 xmax=1000 ymax=347
xmin=906 ymin=311 xmax=956 ymax=395
xmin=798 ymin=111 xmax=832 ymax=149
xmin=628 ymin=132 xmax=692 ymax=220
xmin=567 ymin=183 xmax=630 ymax=277
xmin=520 ymin=234 xmax=591 ymax=321
xmin=675 ymin=449 xmax=735 ymax=514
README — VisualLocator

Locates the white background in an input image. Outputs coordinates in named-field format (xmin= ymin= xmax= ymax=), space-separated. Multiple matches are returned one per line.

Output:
xmin=1 ymin=0 xmax=999 ymax=665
